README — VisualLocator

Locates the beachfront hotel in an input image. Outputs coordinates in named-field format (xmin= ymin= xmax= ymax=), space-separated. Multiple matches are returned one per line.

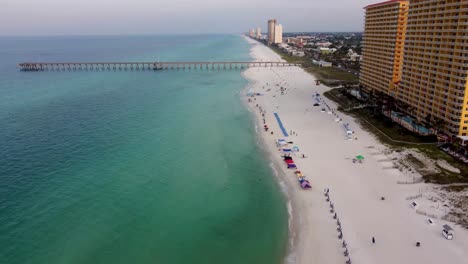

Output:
xmin=268 ymin=19 xmax=277 ymax=44
xmin=274 ymin=24 xmax=283 ymax=44
xmin=398 ymin=0 xmax=468 ymax=136
xmin=249 ymin=28 xmax=255 ymax=38
xmin=360 ymin=0 xmax=409 ymax=96
xmin=361 ymin=0 xmax=468 ymax=136
xmin=267 ymin=19 xmax=283 ymax=45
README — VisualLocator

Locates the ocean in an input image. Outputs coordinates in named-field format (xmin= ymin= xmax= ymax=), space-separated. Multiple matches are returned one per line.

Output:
xmin=0 ymin=35 xmax=288 ymax=264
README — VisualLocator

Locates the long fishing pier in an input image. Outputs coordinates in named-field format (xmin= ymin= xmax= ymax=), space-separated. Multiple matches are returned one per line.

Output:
xmin=18 ymin=61 xmax=299 ymax=71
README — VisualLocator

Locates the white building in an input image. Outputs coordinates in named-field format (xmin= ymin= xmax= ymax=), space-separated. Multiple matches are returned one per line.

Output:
xmin=249 ymin=29 xmax=255 ymax=38
xmin=349 ymin=53 xmax=362 ymax=62
xmin=292 ymin=51 xmax=305 ymax=57
xmin=274 ymin=24 xmax=283 ymax=44
xmin=312 ymin=60 xmax=332 ymax=67
xmin=256 ymin=27 xmax=261 ymax=38
xmin=316 ymin=42 xmax=332 ymax=47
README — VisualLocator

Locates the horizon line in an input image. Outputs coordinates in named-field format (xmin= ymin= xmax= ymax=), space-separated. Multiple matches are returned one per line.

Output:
xmin=0 ymin=31 xmax=364 ymax=38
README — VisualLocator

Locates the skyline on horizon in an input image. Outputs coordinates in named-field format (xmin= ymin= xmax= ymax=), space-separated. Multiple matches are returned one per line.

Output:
xmin=1 ymin=0 xmax=377 ymax=36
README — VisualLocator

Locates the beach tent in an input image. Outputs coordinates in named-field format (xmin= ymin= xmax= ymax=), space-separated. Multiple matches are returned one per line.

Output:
xmin=277 ymin=139 xmax=288 ymax=146
xmin=442 ymin=225 xmax=454 ymax=240
xmin=300 ymin=180 xmax=312 ymax=189
xmin=277 ymin=141 xmax=288 ymax=146
xmin=295 ymin=171 xmax=304 ymax=178
xmin=292 ymin=146 xmax=300 ymax=152
xmin=287 ymin=163 xmax=297 ymax=169
xmin=282 ymin=148 xmax=292 ymax=153
xmin=354 ymin=155 xmax=365 ymax=163
xmin=343 ymin=124 xmax=353 ymax=135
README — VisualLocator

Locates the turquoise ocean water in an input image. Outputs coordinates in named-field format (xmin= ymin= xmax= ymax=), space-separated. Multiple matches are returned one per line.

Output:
xmin=0 ymin=35 xmax=287 ymax=264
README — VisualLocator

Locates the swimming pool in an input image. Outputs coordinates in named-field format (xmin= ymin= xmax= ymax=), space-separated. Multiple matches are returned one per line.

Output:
xmin=391 ymin=112 xmax=431 ymax=134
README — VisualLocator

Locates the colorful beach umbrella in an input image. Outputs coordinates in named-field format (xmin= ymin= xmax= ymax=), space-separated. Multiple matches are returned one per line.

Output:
xmin=356 ymin=155 xmax=365 ymax=160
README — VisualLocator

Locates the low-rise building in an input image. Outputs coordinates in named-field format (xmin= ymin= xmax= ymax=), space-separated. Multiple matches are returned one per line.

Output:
xmin=312 ymin=60 xmax=332 ymax=67
xmin=316 ymin=42 xmax=332 ymax=48
xmin=349 ymin=53 xmax=362 ymax=62
xmin=292 ymin=51 xmax=305 ymax=57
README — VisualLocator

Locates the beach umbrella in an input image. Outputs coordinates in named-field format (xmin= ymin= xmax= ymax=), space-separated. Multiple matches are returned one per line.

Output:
xmin=356 ymin=155 xmax=365 ymax=160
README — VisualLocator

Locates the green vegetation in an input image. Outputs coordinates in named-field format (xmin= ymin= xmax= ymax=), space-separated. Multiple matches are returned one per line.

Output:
xmin=442 ymin=185 xmax=468 ymax=192
xmin=324 ymin=88 xmax=437 ymax=144
xmin=269 ymin=46 xmax=305 ymax=64
xmin=269 ymin=47 xmax=359 ymax=86
xmin=304 ymin=66 xmax=359 ymax=86
xmin=268 ymin=44 xmax=468 ymax=184
xmin=324 ymin=87 xmax=468 ymax=184
xmin=406 ymin=153 xmax=425 ymax=169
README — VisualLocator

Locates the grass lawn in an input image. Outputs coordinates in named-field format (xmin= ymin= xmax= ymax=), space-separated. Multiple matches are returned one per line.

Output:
xmin=304 ymin=66 xmax=359 ymax=85
xmin=269 ymin=47 xmax=359 ymax=85
xmin=269 ymin=46 xmax=306 ymax=64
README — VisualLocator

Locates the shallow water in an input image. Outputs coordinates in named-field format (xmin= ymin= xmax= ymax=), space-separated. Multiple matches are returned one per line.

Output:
xmin=0 ymin=35 xmax=287 ymax=264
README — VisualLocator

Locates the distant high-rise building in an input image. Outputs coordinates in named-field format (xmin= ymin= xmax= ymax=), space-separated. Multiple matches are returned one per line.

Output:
xmin=274 ymin=24 xmax=283 ymax=44
xmin=249 ymin=28 xmax=255 ymax=38
xmin=360 ymin=0 xmax=409 ymax=96
xmin=267 ymin=19 xmax=277 ymax=44
xmin=398 ymin=0 xmax=468 ymax=136
xmin=256 ymin=27 xmax=261 ymax=39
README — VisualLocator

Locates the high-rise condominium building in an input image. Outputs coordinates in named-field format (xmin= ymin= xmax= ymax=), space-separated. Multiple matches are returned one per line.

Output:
xmin=256 ymin=27 xmax=261 ymax=39
xmin=274 ymin=24 xmax=283 ymax=44
xmin=268 ymin=19 xmax=277 ymax=44
xmin=360 ymin=0 xmax=409 ymax=96
xmin=249 ymin=28 xmax=255 ymax=38
xmin=398 ymin=0 xmax=468 ymax=136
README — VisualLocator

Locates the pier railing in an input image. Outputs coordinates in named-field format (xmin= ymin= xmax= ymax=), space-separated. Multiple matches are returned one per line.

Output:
xmin=18 ymin=61 xmax=300 ymax=71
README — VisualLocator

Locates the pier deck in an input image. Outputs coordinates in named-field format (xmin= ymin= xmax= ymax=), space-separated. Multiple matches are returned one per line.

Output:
xmin=18 ymin=61 xmax=299 ymax=71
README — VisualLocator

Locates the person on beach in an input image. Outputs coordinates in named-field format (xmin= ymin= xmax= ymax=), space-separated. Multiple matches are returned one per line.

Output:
xmin=372 ymin=237 xmax=375 ymax=244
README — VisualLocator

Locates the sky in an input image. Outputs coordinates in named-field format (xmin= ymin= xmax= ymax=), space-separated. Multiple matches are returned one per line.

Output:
xmin=0 ymin=0 xmax=378 ymax=36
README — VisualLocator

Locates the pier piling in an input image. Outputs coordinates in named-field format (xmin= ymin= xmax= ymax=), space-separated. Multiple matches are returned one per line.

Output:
xmin=18 ymin=61 xmax=299 ymax=72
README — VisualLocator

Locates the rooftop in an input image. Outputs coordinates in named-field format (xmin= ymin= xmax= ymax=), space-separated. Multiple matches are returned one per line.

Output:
xmin=364 ymin=0 xmax=406 ymax=9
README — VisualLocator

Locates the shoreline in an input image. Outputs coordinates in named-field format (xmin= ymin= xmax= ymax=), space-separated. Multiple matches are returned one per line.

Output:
xmin=240 ymin=45 xmax=296 ymax=263
xmin=240 ymin=75 xmax=298 ymax=264
xmin=240 ymin=36 xmax=468 ymax=264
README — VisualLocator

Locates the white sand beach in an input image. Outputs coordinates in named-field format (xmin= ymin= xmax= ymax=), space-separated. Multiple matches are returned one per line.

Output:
xmin=242 ymin=36 xmax=468 ymax=264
